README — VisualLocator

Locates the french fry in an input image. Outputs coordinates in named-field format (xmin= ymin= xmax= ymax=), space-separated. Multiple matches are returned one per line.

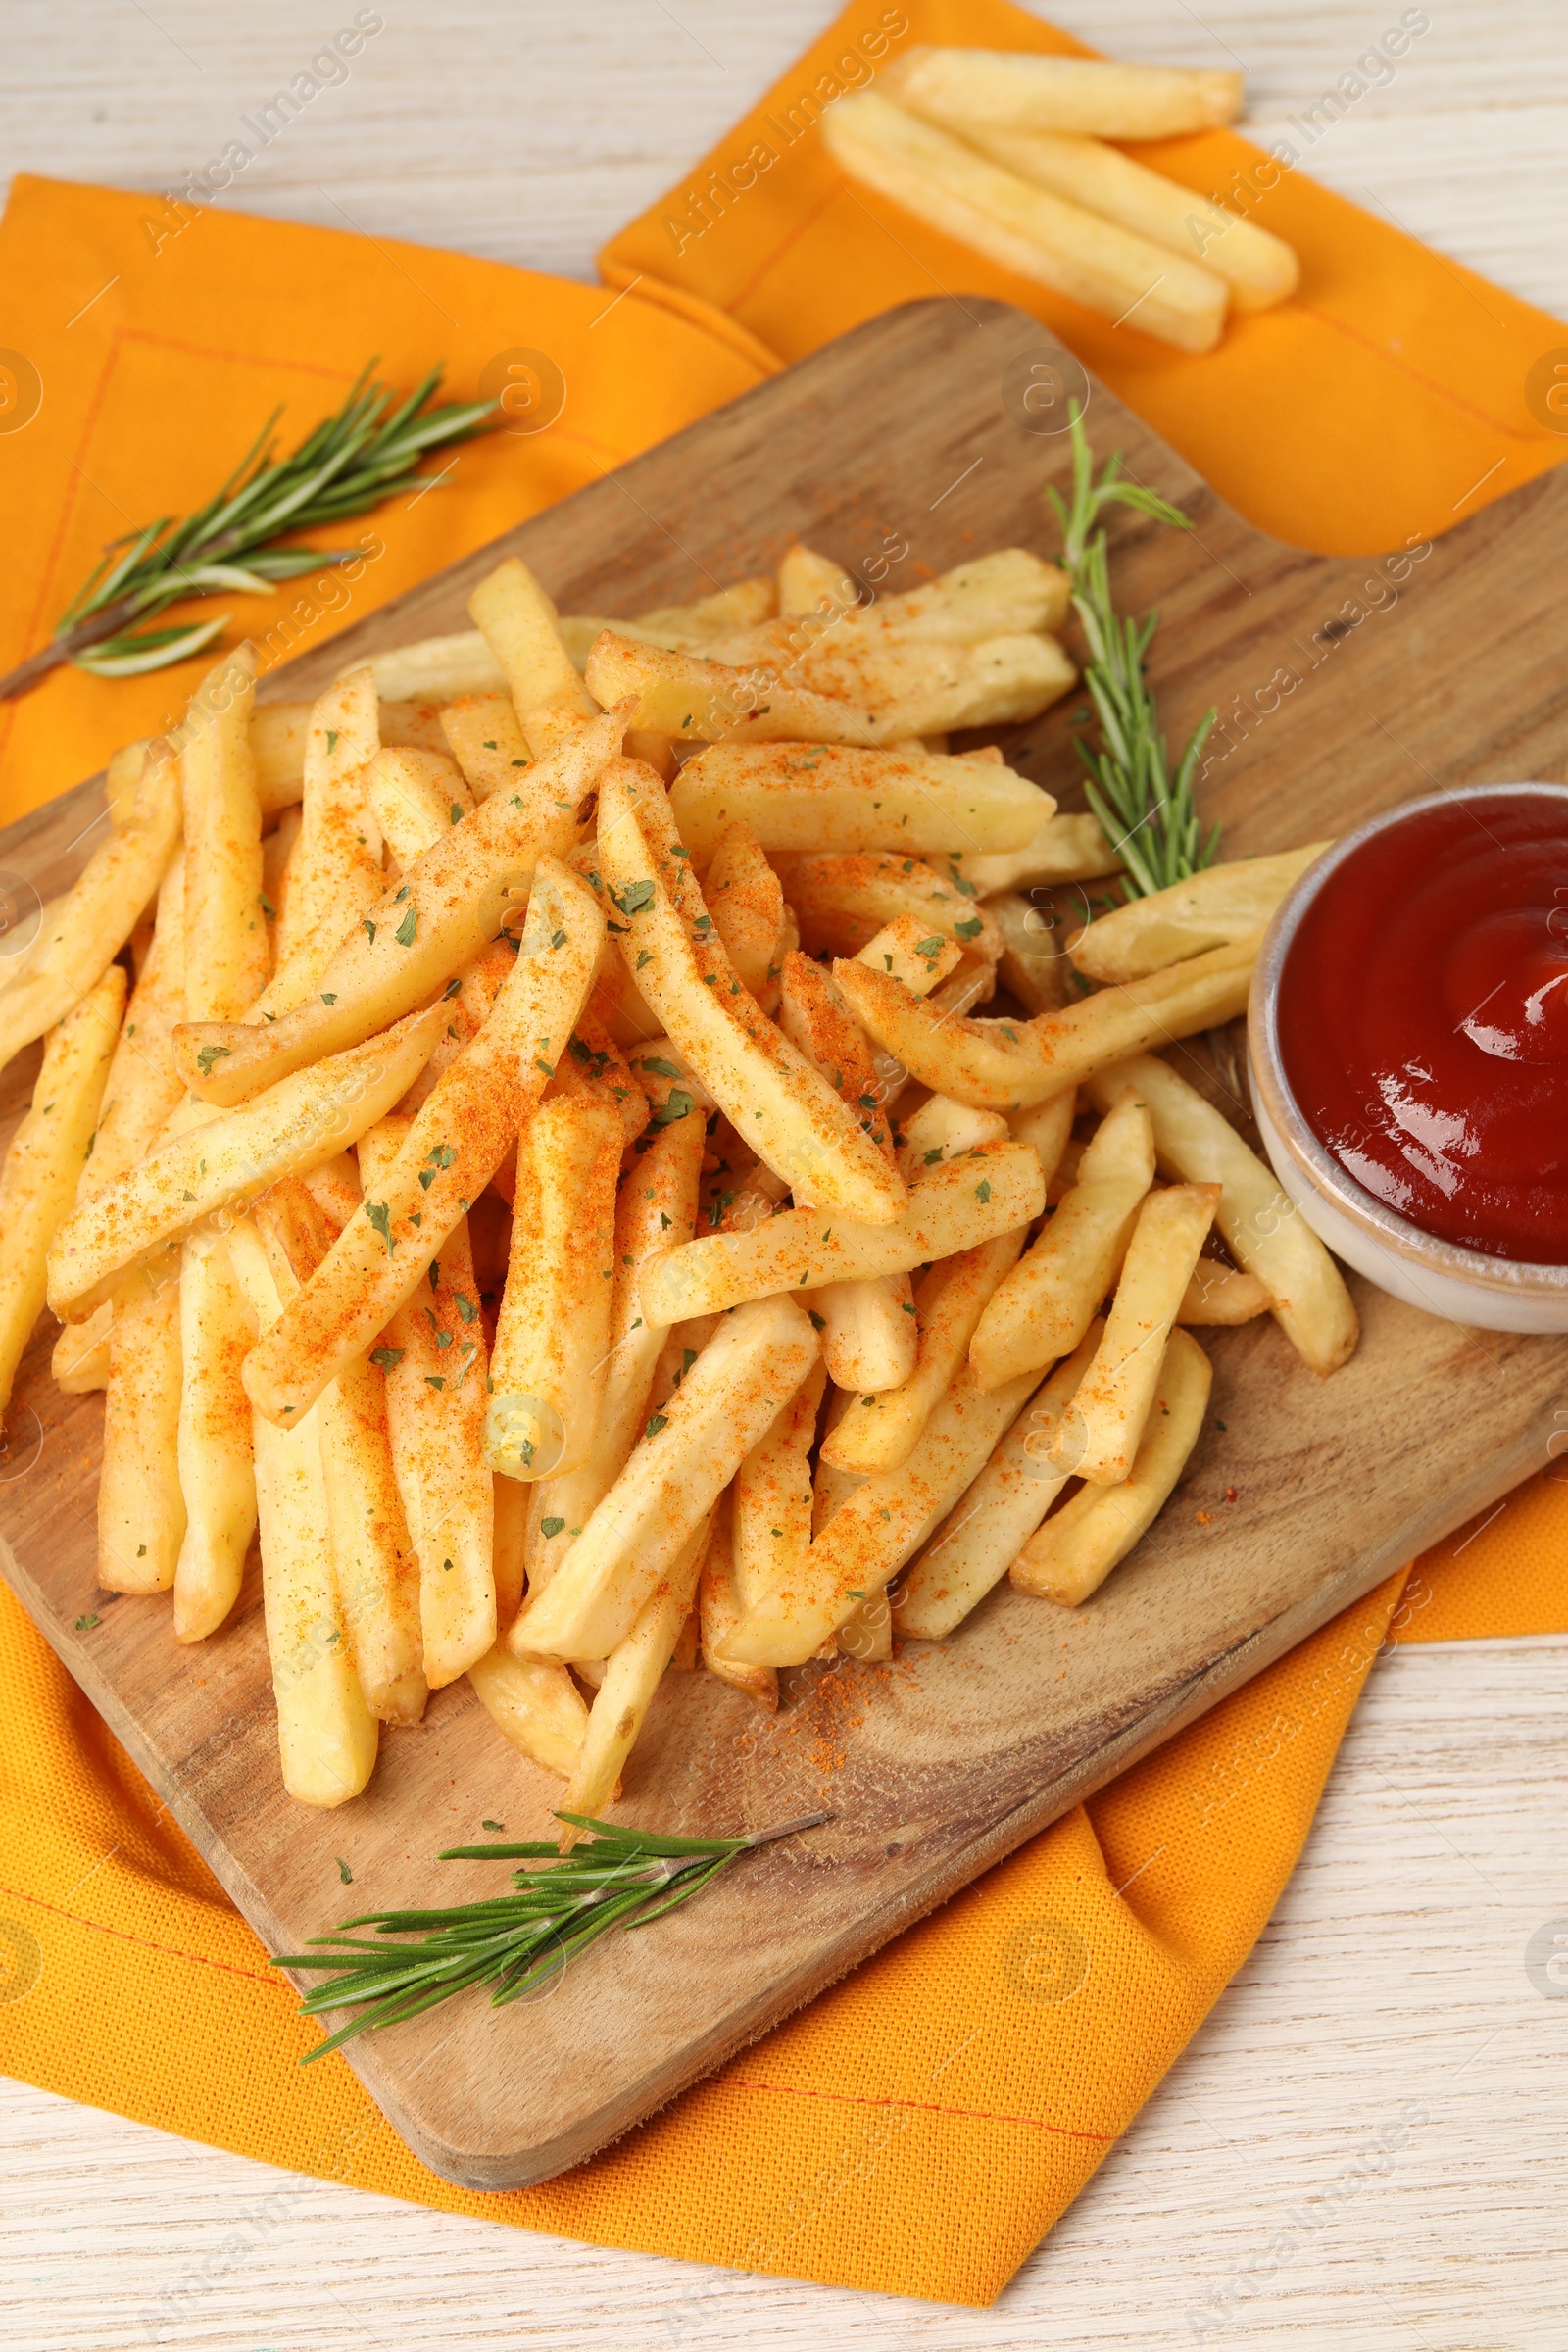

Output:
xmin=635 ymin=576 xmax=778 ymax=638
xmin=356 ymin=631 xmax=507 ymax=704
xmin=793 ymin=630 xmax=1075 ymax=736
xmin=466 ymin=1644 xmax=589 ymax=1777
xmin=597 ymin=759 xmax=906 ymax=1224
xmin=584 ymin=631 xmax=888 ymax=747
xmin=272 ymin=668 xmax=382 ymax=975
xmin=1084 ymin=1053 xmax=1359 ymax=1373
xmin=856 ymin=913 xmax=962 ymax=998
xmin=1179 ymin=1256 xmax=1269 ymax=1325
xmin=1052 ymin=1182 xmax=1219 ymax=1482
xmin=1069 ymin=846 xmax=1330 ymax=984
xmin=947 ymin=810 xmax=1121 ymax=895
xmin=47 ymin=999 xmax=447 ymax=1325
xmin=703 ymin=823 xmax=785 ymax=1007
xmin=523 ymin=1102 xmax=705 ymax=1592
xmin=240 ymin=858 xmax=604 ymax=1427
xmin=51 ymin=1301 xmax=111 ymax=1394
xmin=366 ymin=746 xmax=471 ymax=865
xmin=672 ymin=743 xmax=1054 ymax=861
xmin=253 ymin=1177 xmax=429 ymax=1719
xmin=250 ymin=703 xmax=310 ymax=808
xmin=989 ymin=889 xmax=1075 ymax=1014
xmin=98 ymin=1275 xmax=185 ymax=1593
xmin=181 ymin=647 xmax=269 ymax=1023
xmin=842 ymin=547 xmax=1071 ymax=643
xmin=833 ymin=932 xmax=1260 ymax=1110
xmin=894 ymin=1095 xmax=1009 ymax=1184
xmin=1007 ymin=1089 xmax=1078 ymax=1189
xmin=486 ymin=1096 xmax=622 ymax=1482
xmin=731 ymin=1359 xmax=826 ymax=1613
xmin=823 ymin=95 xmax=1228 ymax=355
xmin=885 ymin=46 xmax=1244 ymax=138
xmin=439 ymin=692 xmax=532 ymax=799
xmin=1012 ymin=1327 xmax=1212 ymax=1605
xmin=811 ymin=1272 xmax=917 ymax=1393
xmin=469 ymin=558 xmax=600 ymax=757
xmin=779 ymin=852 xmax=1003 ymax=966
xmin=75 ymin=849 xmax=187 ymax=1200
xmin=813 ymin=1387 xmax=866 ymax=1533
xmin=175 ymin=710 xmax=618 ymax=1106
xmin=547 ymin=1015 xmax=650 ymax=1147
xmin=822 ymin=1228 xmax=1024 ymax=1475
xmin=776 ymin=950 xmax=893 ymax=1157
xmin=380 ymin=699 xmax=457 ymax=759
xmin=640 ymin=1138 xmax=1043 ymax=1324
xmin=699 ymin=1491 xmax=777 ymax=1707
xmin=726 ymin=1357 xmax=1040 ymax=1667
xmin=778 ymin=545 xmax=857 ymax=618
xmin=961 ymin=126 xmax=1298 ymax=311
xmin=0 ymin=740 xmax=179 ymax=1081
xmin=0 ymin=967 xmax=124 ymax=1418
xmin=226 ymin=1218 xmax=378 ymax=1804
xmin=970 ymin=1086 xmax=1153 ymax=1391
xmin=648 ymin=1313 xmax=721 ymax=1410
xmin=509 ymin=1293 xmax=818 ymax=1664
xmin=896 ymin=1323 xmax=1102 ymax=1641
xmin=172 ymin=1232 xmax=259 ymax=1642
xmin=557 ymin=1511 xmax=715 ymax=1837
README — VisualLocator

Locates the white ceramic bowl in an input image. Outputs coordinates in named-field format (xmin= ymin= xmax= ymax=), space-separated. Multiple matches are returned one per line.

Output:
xmin=1247 ymin=784 xmax=1568 ymax=1335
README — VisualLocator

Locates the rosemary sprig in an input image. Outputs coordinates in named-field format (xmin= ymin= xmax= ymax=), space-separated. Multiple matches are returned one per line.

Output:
xmin=1049 ymin=403 xmax=1220 ymax=898
xmin=272 ymin=1810 xmax=827 ymax=2063
xmin=0 ymin=363 xmax=495 ymax=702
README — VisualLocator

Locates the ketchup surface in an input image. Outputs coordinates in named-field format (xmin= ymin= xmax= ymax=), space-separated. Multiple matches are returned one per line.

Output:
xmin=1277 ymin=791 xmax=1568 ymax=1263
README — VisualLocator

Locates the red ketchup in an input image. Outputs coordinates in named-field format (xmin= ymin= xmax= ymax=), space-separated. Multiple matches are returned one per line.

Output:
xmin=1277 ymin=790 xmax=1568 ymax=1263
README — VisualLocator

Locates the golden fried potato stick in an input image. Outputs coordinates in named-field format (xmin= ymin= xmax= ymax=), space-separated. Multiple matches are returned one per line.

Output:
xmin=962 ymin=126 xmax=1298 ymax=310
xmin=271 ymin=667 xmax=382 ymax=975
xmin=51 ymin=1301 xmax=111 ymax=1394
xmin=779 ymin=851 xmax=1002 ymax=964
xmin=241 ymin=858 xmax=604 ymax=1428
xmin=98 ymin=1273 xmax=185 ymax=1593
xmin=970 ymin=1086 xmax=1153 ymax=1391
xmin=469 ymin=557 xmax=600 ymax=758
xmin=1084 ymin=1053 xmax=1359 ymax=1374
xmin=523 ymin=1102 xmax=705 ymax=1593
xmin=825 ymin=96 xmax=1227 ymax=354
xmin=1068 ymin=845 xmax=1331 ymax=985
xmin=885 ymin=45 xmax=1243 ymax=138
xmin=731 ymin=1355 xmax=826 ymax=1608
xmin=547 ymin=1014 xmax=649 ymax=1148
xmin=487 ymin=1096 xmax=623 ymax=1482
xmin=255 ymin=1177 xmax=428 ymax=1719
xmin=896 ymin=1323 xmax=1102 ymax=1641
xmin=226 ymin=1218 xmax=379 ymax=1805
xmin=466 ymin=1644 xmax=589 ymax=1777
xmin=557 ymin=1510 xmax=715 ymax=1840
xmin=726 ymin=1357 xmax=1041 ymax=1668
xmin=792 ymin=630 xmax=1075 ymax=736
xmin=988 ymin=889 xmax=1075 ymax=1015
xmin=857 ymin=914 xmax=962 ymax=999
xmin=585 ymin=630 xmax=889 ymax=748
xmin=173 ymin=710 xmax=618 ymax=1107
xmin=833 ymin=932 xmax=1260 ymax=1111
xmin=703 ymin=823 xmax=785 ymax=1007
xmin=180 ymin=646 xmax=269 ymax=1024
xmin=1007 ymin=1089 xmax=1078 ymax=1188
xmin=1178 ymin=1257 xmax=1269 ymax=1325
xmin=636 ymin=576 xmax=779 ymax=639
xmin=698 ymin=1490 xmax=777 ymax=1708
xmin=1012 ymin=1327 xmax=1213 ymax=1607
xmin=366 ymin=745 xmax=471 ymax=866
xmin=172 ymin=1232 xmax=259 ymax=1642
xmin=947 ymin=810 xmax=1122 ymax=896
xmin=778 ymin=543 xmax=857 ymax=618
xmin=894 ymin=1095 xmax=1009 ymax=1185
xmin=510 ymin=1293 xmax=818 ymax=1665
xmin=821 ymin=1227 xmax=1025 ymax=1477
xmin=356 ymin=632 xmax=507 ymax=704
xmin=47 ymin=998 xmax=447 ymax=1324
xmin=0 ymin=740 xmax=179 ymax=1082
xmin=1052 ymin=1182 xmax=1219 ymax=1483
xmin=597 ymin=759 xmax=906 ymax=1225
xmin=639 ymin=1138 xmax=1043 ymax=1325
xmin=438 ymin=692 xmax=532 ymax=800
xmin=0 ymin=965 xmax=123 ymax=1418
xmin=672 ymin=743 xmax=1053 ymax=861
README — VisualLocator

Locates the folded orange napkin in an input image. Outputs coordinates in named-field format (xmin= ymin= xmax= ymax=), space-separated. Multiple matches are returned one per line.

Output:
xmin=2 ymin=3 xmax=1567 ymax=2302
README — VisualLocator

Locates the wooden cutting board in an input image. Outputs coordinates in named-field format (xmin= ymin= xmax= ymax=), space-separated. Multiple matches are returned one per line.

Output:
xmin=2 ymin=297 xmax=1565 ymax=2192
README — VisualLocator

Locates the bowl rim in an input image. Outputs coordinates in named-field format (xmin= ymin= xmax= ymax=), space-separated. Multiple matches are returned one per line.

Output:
xmin=1248 ymin=781 xmax=1568 ymax=1298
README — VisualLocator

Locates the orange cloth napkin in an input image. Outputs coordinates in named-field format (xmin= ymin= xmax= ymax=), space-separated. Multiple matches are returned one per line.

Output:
xmin=2 ymin=0 xmax=1568 ymax=2299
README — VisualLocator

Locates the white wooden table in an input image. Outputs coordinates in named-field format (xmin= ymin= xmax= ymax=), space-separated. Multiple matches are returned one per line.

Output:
xmin=3 ymin=6 xmax=1566 ymax=2345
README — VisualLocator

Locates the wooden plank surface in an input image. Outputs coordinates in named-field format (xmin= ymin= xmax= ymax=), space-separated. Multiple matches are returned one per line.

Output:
xmin=4 ymin=5 xmax=1567 ymax=2339
xmin=1 ymin=292 xmax=1565 ymax=2191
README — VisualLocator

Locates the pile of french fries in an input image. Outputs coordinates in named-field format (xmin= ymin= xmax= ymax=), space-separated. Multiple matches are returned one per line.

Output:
xmin=0 ymin=525 xmax=1355 ymax=1829
xmin=822 ymin=50 xmax=1299 ymax=353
